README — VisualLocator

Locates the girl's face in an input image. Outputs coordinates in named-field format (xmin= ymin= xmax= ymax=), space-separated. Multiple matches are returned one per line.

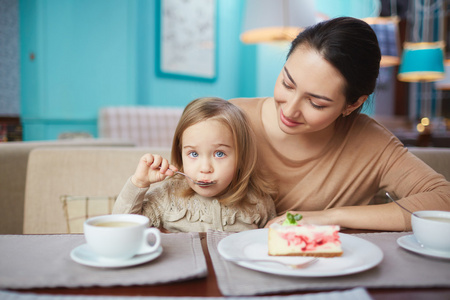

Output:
xmin=273 ymin=46 xmax=352 ymax=136
xmin=181 ymin=119 xmax=237 ymax=198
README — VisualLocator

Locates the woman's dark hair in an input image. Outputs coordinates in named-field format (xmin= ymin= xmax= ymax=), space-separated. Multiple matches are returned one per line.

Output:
xmin=288 ymin=17 xmax=381 ymax=114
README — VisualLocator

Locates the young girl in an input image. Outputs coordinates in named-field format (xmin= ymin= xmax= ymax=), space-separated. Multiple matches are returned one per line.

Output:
xmin=112 ymin=97 xmax=277 ymax=232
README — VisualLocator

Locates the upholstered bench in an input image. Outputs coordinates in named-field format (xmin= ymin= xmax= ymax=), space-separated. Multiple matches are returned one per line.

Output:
xmin=20 ymin=146 xmax=450 ymax=234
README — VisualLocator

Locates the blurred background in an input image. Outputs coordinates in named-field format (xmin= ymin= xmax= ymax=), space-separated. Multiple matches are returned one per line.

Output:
xmin=1 ymin=0 xmax=449 ymax=147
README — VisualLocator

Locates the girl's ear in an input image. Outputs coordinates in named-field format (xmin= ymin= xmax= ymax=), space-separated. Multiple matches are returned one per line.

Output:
xmin=342 ymin=95 xmax=368 ymax=117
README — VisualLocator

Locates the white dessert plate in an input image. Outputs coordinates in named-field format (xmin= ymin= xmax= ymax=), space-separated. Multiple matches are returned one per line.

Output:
xmin=397 ymin=234 xmax=450 ymax=260
xmin=218 ymin=228 xmax=383 ymax=277
xmin=70 ymin=244 xmax=163 ymax=268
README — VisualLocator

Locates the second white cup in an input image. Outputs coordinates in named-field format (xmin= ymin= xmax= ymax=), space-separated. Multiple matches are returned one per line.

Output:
xmin=411 ymin=210 xmax=450 ymax=253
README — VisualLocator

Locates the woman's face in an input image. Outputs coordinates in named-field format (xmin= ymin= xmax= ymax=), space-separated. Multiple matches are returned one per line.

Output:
xmin=273 ymin=46 xmax=351 ymax=136
xmin=181 ymin=119 xmax=237 ymax=198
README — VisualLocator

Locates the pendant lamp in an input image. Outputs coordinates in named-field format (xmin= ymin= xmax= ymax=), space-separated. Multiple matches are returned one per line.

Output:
xmin=397 ymin=41 xmax=445 ymax=82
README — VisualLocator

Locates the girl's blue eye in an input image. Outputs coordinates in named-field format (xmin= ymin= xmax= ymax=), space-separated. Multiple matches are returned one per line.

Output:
xmin=215 ymin=151 xmax=225 ymax=158
xmin=188 ymin=151 xmax=198 ymax=158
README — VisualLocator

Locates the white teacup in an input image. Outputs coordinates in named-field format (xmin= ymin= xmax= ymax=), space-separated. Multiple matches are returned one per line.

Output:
xmin=84 ymin=214 xmax=161 ymax=261
xmin=411 ymin=210 xmax=450 ymax=253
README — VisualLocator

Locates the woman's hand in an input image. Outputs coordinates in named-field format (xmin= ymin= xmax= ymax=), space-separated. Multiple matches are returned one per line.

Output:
xmin=265 ymin=210 xmax=335 ymax=228
xmin=131 ymin=154 xmax=177 ymax=188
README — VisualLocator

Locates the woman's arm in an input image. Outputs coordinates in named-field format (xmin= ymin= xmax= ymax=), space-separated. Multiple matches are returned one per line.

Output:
xmin=377 ymin=144 xmax=450 ymax=230
xmin=265 ymin=202 xmax=408 ymax=231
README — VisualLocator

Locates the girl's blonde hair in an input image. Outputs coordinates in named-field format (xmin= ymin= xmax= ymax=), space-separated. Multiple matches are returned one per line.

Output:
xmin=171 ymin=97 xmax=277 ymax=208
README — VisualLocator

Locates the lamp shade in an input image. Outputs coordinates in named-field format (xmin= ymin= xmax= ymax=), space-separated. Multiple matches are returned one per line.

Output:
xmin=240 ymin=0 xmax=317 ymax=44
xmin=397 ymin=42 xmax=445 ymax=82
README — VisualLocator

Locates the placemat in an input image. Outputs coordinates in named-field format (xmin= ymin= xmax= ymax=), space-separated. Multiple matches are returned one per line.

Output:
xmin=0 ymin=288 xmax=372 ymax=300
xmin=0 ymin=233 xmax=207 ymax=289
xmin=207 ymin=230 xmax=450 ymax=296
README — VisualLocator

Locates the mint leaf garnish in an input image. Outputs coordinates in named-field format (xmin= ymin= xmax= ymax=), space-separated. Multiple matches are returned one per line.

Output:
xmin=282 ymin=212 xmax=303 ymax=226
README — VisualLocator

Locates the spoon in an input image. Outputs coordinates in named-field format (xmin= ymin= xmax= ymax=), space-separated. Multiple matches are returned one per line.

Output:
xmin=158 ymin=167 xmax=216 ymax=186
xmin=385 ymin=192 xmax=418 ymax=217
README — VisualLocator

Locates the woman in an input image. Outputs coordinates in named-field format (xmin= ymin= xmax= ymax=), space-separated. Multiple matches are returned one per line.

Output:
xmin=231 ymin=17 xmax=450 ymax=231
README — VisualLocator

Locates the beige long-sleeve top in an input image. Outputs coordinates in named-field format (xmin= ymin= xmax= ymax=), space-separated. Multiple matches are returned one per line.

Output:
xmin=113 ymin=177 xmax=277 ymax=232
xmin=231 ymin=97 xmax=450 ymax=230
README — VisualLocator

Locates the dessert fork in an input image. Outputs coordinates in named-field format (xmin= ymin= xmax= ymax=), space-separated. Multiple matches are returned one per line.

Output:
xmin=225 ymin=257 xmax=318 ymax=269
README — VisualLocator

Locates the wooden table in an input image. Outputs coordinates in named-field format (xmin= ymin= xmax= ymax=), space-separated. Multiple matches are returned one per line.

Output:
xmin=10 ymin=230 xmax=450 ymax=299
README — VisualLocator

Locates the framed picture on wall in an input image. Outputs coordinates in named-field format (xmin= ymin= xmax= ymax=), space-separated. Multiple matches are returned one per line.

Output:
xmin=156 ymin=0 xmax=217 ymax=82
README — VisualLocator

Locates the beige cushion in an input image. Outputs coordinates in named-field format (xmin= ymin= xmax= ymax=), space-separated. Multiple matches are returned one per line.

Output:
xmin=23 ymin=147 xmax=171 ymax=234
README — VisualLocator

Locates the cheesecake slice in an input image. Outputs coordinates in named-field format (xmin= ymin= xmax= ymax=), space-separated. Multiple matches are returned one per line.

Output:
xmin=268 ymin=223 xmax=343 ymax=257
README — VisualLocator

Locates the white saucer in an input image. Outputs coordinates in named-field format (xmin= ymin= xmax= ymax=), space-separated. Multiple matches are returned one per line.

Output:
xmin=397 ymin=234 xmax=450 ymax=260
xmin=70 ymin=244 xmax=163 ymax=268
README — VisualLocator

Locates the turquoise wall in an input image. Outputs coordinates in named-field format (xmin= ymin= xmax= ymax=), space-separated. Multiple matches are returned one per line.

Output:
xmin=315 ymin=0 xmax=381 ymax=19
xmin=20 ymin=0 xmax=251 ymax=140
xmin=19 ymin=0 xmax=377 ymax=141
